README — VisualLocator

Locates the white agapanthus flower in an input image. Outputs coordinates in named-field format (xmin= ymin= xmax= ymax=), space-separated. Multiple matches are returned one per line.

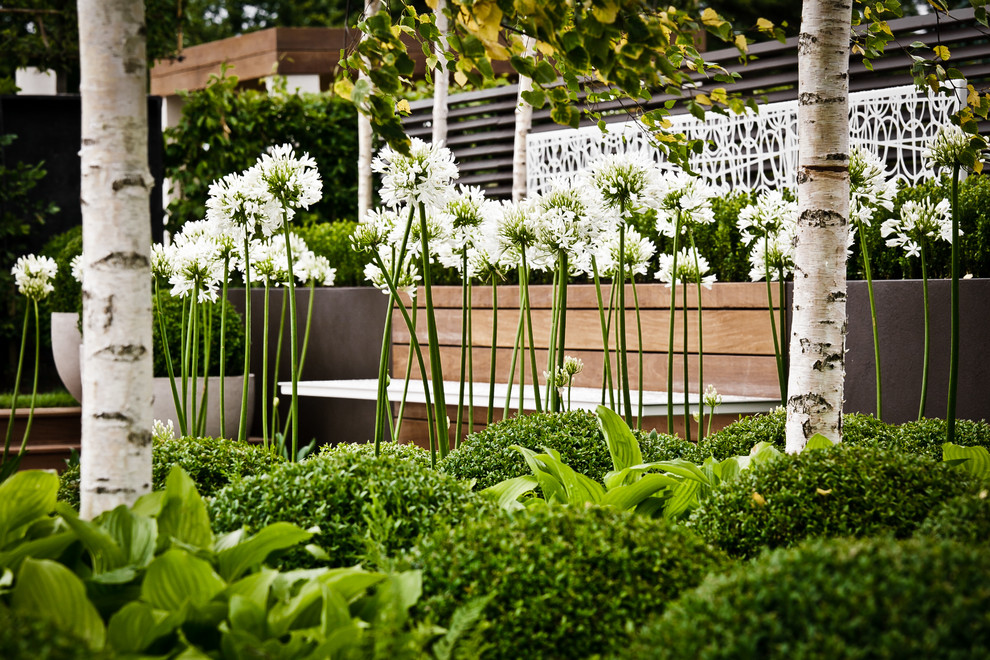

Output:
xmin=652 ymin=173 xmax=715 ymax=237
xmin=364 ymin=246 xmax=421 ymax=298
xmin=747 ymin=227 xmax=796 ymax=282
xmin=489 ymin=199 xmax=545 ymax=270
xmin=372 ymin=138 xmax=458 ymax=209
xmin=591 ymin=227 xmax=657 ymax=278
xmin=168 ymin=230 xmax=224 ymax=302
xmin=925 ymin=123 xmax=974 ymax=170
xmin=737 ymin=189 xmax=798 ymax=245
xmin=655 ymin=247 xmax=717 ymax=288
xmin=531 ymin=180 xmax=603 ymax=266
xmin=880 ymin=197 xmax=953 ymax=258
xmin=294 ymin=251 xmax=336 ymax=286
xmin=11 ymin=254 xmax=58 ymax=300
xmin=849 ymin=146 xmax=896 ymax=227
xmin=404 ymin=207 xmax=454 ymax=261
xmin=70 ymin=254 xmax=83 ymax=284
xmin=206 ymin=170 xmax=282 ymax=239
xmin=352 ymin=207 xmax=401 ymax=254
xmin=252 ymin=143 xmax=323 ymax=216
xmin=584 ymin=153 xmax=657 ymax=218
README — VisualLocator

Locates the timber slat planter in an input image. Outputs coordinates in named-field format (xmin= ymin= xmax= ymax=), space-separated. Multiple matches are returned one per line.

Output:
xmin=0 ymin=406 xmax=81 ymax=471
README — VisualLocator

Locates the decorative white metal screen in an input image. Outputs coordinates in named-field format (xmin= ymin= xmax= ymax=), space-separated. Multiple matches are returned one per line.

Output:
xmin=526 ymin=84 xmax=962 ymax=196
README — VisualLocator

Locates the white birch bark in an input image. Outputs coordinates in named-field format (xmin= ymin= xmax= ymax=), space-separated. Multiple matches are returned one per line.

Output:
xmin=431 ymin=0 xmax=449 ymax=144
xmin=77 ymin=0 xmax=154 ymax=517
xmin=786 ymin=0 xmax=852 ymax=452
xmin=512 ymin=37 xmax=536 ymax=202
xmin=357 ymin=0 xmax=381 ymax=220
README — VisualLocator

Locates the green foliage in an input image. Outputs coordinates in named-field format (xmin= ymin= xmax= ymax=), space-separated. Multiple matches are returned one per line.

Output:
xmin=412 ymin=504 xmax=729 ymax=660
xmin=294 ymin=221 xmax=366 ymax=286
xmin=39 ymin=226 xmax=83 ymax=315
xmin=151 ymin=290 xmax=246 ymax=378
xmin=889 ymin=417 xmax=990 ymax=459
xmin=58 ymin=434 xmax=282 ymax=509
xmin=209 ymin=444 xmax=482 ymax=570
xmin=164 ymin=71 xmax=359 ymax=230
xmin=689 ymin=444 xmax=979 ymax=558
xmin=0 ymin=389 xmax=77 ymax=409
xmin=0 ymin=603 xmax=111 ymax=660
xmin=917 ymin=488 xmax=990 ymax=544
xmin=317 ymin=439 xmax=435 ymax=468
xmin=619 ymin=536 xmax=990 ymax=659
xmin=439 ymin=410 xmax=700 ymax=491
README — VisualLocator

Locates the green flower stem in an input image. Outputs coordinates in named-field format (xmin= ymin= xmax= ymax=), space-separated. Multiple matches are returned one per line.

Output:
xmin=947 ymin=161 xmax=960 ymax=444
xmin=503 ymin=301 xmax=525 ymax=420
xmin=18 ymin=299 xmax=41 ymax=453
xmin=456 ymin=253 xmax=469 ymax=442
xmin=197 ymin=302 xmax=213 ymax=436
xmin=764 ymin=239 xmax=785 ymax=403
xmin=261 ymin=280 xmax=271 ymax=447
xmin=394 ymin=300 xmax=417 ymax=443
xmin=631 ymin=274 xmax=644 ymax=430
xmin=417 ymin=202 xmax=449 ymax=458
xmin=219 ymin=258 xmax=229 ymax=438
xmin=2 ymin=304 xmax=29 ymax=461
xmin=919 ymin=242 xmax=931 ymax=421
xmin=282 ymin=279 xmax=317 ymax=440
xmin=181 ymin=294 xmax=192 ymax=435
xmin=155 ymin=279 xmax=185 ymax=437
xmin=373 ymin=296 xmax=395 ymax=453
xmin=666 ymin=215 xmax=682 ymax=435
xmin=466 ymin=285 xmax=475 ymax=438
xmin=617 ymin=219 xmax=632 ymax=425
xmin=778 ymin=272 xmax=787 ymax=402
xmin=555 ymin=253 xmax=568 ymax=413
xmin=282 ymin=221 xmax=301 ymax=460
xmin=689 ymin=230 xmax=704 ymax=442
xmin=189 ymin=287 xmax=200 ymax=439
xmin=545 ymin=268 xmax=560 ymax=411
xmin=520 ymin=249 xmax=542 ymax=414
xmin=681 ymin=279 xmax=691 ymax=444
xmin=591 ymin=258 xmax=615 ymax=409
xmin=271 ymin=276 xmax=288 ymax=443
xmin=238 ymin=233 xmax=253 ymax=444
xmin=857 ymin=222 xmax=882 ymax=420
xmin=488 ymin=278 xmax=498 ymax=425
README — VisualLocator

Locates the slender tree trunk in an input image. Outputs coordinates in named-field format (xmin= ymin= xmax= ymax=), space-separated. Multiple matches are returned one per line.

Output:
xmin=786 ymin=0 xmax=852 ymax=452
xmin=512 ymin=37 xmax=536 ymax=202
xmin=432 ymin=0 xmax=449 ymax=144
xmin=357 ymin=0 xmax=381 ymax=219
xmin=77 ymin=0 xmax=154 ymax=518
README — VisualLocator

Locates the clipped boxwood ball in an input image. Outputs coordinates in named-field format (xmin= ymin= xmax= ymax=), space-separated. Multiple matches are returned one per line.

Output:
xmin=317 ymin=439 xmax=434 ymax=468
xmin=439 ymin=410 xmax=702 ymax=490
xmin=411 ymin=505 xmax=729 ymax=660
xmin=890 ymin=417 xmax=990 ymax=459
xmin=617 ymin=537 xmax=990 ymax=659
xmin=58 ymin=435 xmax=282 ymax=509
xmin=209 ymin=444 xmax=482 ymax=570
xmin=917 ymin=488 xmax=990 ymax=544
xmin=689 ymin=444 xmax=978 ymax=558
xmin=696 ymin=408 xmax=892 ymax=460
xmin=152 ymin=291 xmax=246 ymax=378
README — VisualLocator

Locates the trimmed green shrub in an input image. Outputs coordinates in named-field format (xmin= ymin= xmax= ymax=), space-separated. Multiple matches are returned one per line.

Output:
xmin=294 ymin=221 xmax=366 ymax=287
xmin=317 ymin=439 xmax=434 ymax=468
xmin=439 ymin=410 xmax=702 ymax=490
xmin=412 ymin=505 xmax=729 ymax=660
xmin=208 ymin=445 xmax=482 ymax=570
xmin=58 ymin=435 xmax=282 ymax=508
xmin=917 ymin=488 xmax=990 ymax=544
xmin=696 ymin=408 xmax=892 ymax=460
xmin=151 ymin=290 xmax=246 ymax=377
xmin=890 ymin=417 xmax=990 ymax=460
xmin=0 ymin=604 xmax=113 ymax=660
xmin=689 ymin=444 xmax=978 ymax=558
xmin=617 ymin=537 xmax=990 ymax=659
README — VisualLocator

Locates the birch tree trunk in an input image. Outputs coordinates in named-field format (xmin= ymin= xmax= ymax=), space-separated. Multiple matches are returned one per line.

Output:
xmin=431 ymin=0 xmax=449 ymax=144
xmin=77 ymin=0 xmax=154 ymax=518
xmin=512 ymin=37 xmax=536 ymax=202
xmin=786 ymin=0 xmax=852 ymax=452
xmin=357 ymin=0 xmax=381 ymax=220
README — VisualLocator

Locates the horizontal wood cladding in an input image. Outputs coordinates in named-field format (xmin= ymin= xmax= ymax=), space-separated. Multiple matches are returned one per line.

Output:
xmin=390 ymin=283 xmax=782 ymax=398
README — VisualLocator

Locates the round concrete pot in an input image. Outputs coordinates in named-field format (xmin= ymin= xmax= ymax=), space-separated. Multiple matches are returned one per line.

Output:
xmin=50 ymin=312 xmax=83 ymax=403
xmin=152 ymin=374 xmax=256 ymax=440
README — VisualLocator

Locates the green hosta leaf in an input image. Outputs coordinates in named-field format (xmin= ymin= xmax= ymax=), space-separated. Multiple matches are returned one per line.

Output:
xmin=652 ymin=459 xmax=714 ymax=487
xmin=101 ymin=505 xmax=157 ymax=567
xmin=268 ymin=579 xmax=325 ymax=636
xmin=217 ymin=522 xmax=312 ymax=582
xmin=12 ymin=558 xmax=106 ymax=650
xmin=483 ymin=475 xmax=539 ymax=511
xmin=715 ymin=456 xmax=743 ymax=484
xmin=535 ymin=451 xmax=605 ymax=504
xmin=805 ymin=433 xmax=835 ymax=451
xmin=664 ymin=479 xmax=703 ymax=520
xmin=943 ymin=443 xmax=990 ymax=479
xmin=225 ymin=568 xmax=279 ymax=606
xmin=749 ymin=441 xmax=784 ymax=466
xmin=107 ymin=601 xmax=181 ymax=653
xmin=596 ymin=405 xmax=644 ymax=473
xmin=0 ymin=470 xmax=58 ymax=547
xmin=142 ymin=548 xmax=226 ymax=611
xmin=511 ymin=445 xmax=567 ymax=502
xmin=321 ymin=567 xmax=387 ymax=603
xmin=56 ymin=504 xmax=128 ymax=573
xmin=227 ymin=593 xmax=267 ymax=633
xmin=0 ymin=530 xmax=76 ymax=572
xmin=601 ymin=473 xmax=679 ymax=512
xmin=157 ymin=466 xmax=213 ymax=550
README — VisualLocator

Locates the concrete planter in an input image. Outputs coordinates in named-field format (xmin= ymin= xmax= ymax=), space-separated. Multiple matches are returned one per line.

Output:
xmin=152 ymin=374 xmax=256 ymax=439
xmin=50 ymin=312 xmax=83 ymax=402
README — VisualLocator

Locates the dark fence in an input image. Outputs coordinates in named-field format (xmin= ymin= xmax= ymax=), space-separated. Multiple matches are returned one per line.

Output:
xmin=402 ymin=8 xmax=990 ymax=199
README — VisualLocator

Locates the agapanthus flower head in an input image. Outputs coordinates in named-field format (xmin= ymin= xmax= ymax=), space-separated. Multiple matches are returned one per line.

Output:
xmin=532 ymin=180 xmax=603 ymax=260
xmin=924 ymin=123 xmax=982 ymax=171
xmin=151 ymin=242 xmax=175 ymax=280
xmin=168 ymin=229 xmax=224 ymax=302
xmin=703 ymin=384 xmax=722 ymax=409
xmin=492 ymin=199 xmax=542 ymax=268
xmin=446 ymin=186 xmax=489 ymax=229
xmin=353 ymin=207 xmax=401 ymax=253
xmin=294 ymin=252 xmax=336 ymax=286
xmin=405 ymin=207 xmax=453 ymax=261
xmin=206 ymin=170 xmax=282 ymax=238
xmin=563 ymin=355 xmax=584 ymax=377
xmin=585 ymin=153 xmax=657 ymax=218
xmin=593 ymin=227 xmax=657 ymax=278
xmin=655 ymin=247 xmax=717 ymax=288
xmin=70 ymin=254 xmax=83 ymax=284
xmin=364 ymin=246 xmax=421 ymax=298
xmin=372 ymin=138 xmax=458 ymax=209
xmin=653 ymin=172 xmax=715 ymax=237
xmin=747 ymin=226 xmax=796 ymax=282
xmin=880 ymin=196 xmax=953 ymax=258
xmin=737 ymin=189 xmax=798 ymax=245
xmin=849 ymin=146 xmax=896 ymax=226
xmin=12 ymin=253 xmax=57 ymax=300
xmin=252 ymin=143 xmax=323 ymax=213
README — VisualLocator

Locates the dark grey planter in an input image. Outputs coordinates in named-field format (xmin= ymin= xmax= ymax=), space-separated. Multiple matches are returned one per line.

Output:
xmin=229 ymin=287 xmax=389 ymax=448
xmin=844 ymin=278 xmax=990 ymax=424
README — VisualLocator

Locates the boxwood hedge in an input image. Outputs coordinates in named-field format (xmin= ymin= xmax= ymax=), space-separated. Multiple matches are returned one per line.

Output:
xmin=917 ymin=488 xmax=990 ymax=544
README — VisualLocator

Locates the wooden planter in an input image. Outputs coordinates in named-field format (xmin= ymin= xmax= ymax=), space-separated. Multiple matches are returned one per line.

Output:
xmin=0 ymin=407 xmax=81 ymax=471
xmin=391 ymin=282 xmax=784 ymax=445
